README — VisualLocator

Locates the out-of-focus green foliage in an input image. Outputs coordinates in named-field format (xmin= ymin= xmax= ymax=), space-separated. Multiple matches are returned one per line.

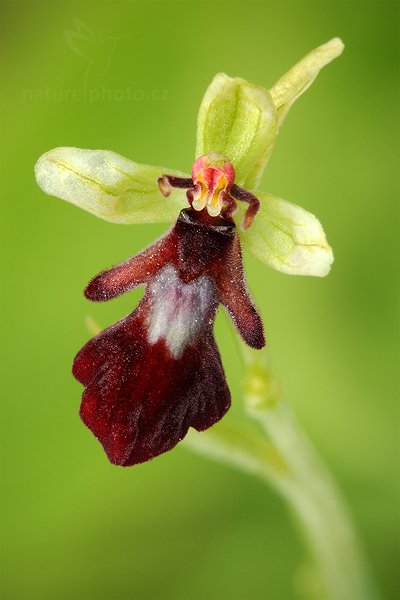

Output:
xmin=1 ymin=2 xmax=398 ymax=599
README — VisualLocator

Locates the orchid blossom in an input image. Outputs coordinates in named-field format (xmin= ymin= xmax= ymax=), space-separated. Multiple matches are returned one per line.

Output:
xmin=35 ymin=38 xmax=344 ymax=466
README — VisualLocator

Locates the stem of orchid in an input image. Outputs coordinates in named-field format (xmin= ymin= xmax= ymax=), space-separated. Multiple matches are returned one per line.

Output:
xmin=85 ymin=317 xmax=375 ymax=599
xmin=185 ymin=347 xmax=376 ymax=600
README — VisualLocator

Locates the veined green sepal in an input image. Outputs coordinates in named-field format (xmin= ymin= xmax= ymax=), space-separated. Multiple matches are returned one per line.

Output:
xmin=196 ymin=74 xmax=278 ymax=190
xmin=35 ymin=147 xmax=189 ymax=224
xmin=270 ymin=38 xmax=344 ymax=127
xmin=239 ymin=191 xmax=334 ymax=277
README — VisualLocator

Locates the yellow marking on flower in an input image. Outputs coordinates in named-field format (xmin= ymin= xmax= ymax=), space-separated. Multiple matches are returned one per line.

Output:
xmin=191 ymin=153 xmax=235 ymax=217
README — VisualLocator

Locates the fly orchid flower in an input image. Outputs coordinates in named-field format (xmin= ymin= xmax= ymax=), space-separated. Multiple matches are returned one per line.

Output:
xmin=35 ymin=38 xmax=344 ymax=466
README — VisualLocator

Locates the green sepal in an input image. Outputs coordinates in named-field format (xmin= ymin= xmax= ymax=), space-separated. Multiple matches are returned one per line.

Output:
xmin=35 ymin=147 xmax=189 ymax=224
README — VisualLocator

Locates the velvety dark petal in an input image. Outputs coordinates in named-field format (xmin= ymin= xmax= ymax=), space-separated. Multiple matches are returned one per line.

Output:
xmin=73 ymin=315 xmax=138 ymax=387
xmin=74 ymin=208 xmax=266 ymax=467
xmin=173 ymin=209 xmax=236 ymax=282
xmin=74 ymin=310 xmax=230 ymax=466
xmin=217 ymin=234 xmax=265 ymax=349
xmin=173 ymin=211 xmax=264 ymax=349
xmin=85 ymin=229 xmax=177 ymax=301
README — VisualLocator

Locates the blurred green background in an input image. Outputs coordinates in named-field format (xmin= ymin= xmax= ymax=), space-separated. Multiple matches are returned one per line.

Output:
xmin=1 ymin=1 xmax=398 ymax=599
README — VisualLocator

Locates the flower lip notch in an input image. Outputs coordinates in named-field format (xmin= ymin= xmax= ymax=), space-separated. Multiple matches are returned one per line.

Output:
xmin=34 ymin=38 xmax=344 ymax=465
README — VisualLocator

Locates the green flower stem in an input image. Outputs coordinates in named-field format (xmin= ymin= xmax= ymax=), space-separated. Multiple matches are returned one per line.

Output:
xmin=185 ymin=347 xmax=376 ymax=600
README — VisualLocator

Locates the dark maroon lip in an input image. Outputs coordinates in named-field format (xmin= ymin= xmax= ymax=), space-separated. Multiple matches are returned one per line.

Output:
xmin=75 ymin=206 xmax=265 ymax=467
xmin=178 ymin=207 xmax=235 ymax=235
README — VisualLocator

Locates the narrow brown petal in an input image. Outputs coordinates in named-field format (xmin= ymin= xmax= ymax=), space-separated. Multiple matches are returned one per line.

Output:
xmin=217 ymin=234 xmax=265 ymax=349
xmin=85 ymin=229 xmax=177 ymax=301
